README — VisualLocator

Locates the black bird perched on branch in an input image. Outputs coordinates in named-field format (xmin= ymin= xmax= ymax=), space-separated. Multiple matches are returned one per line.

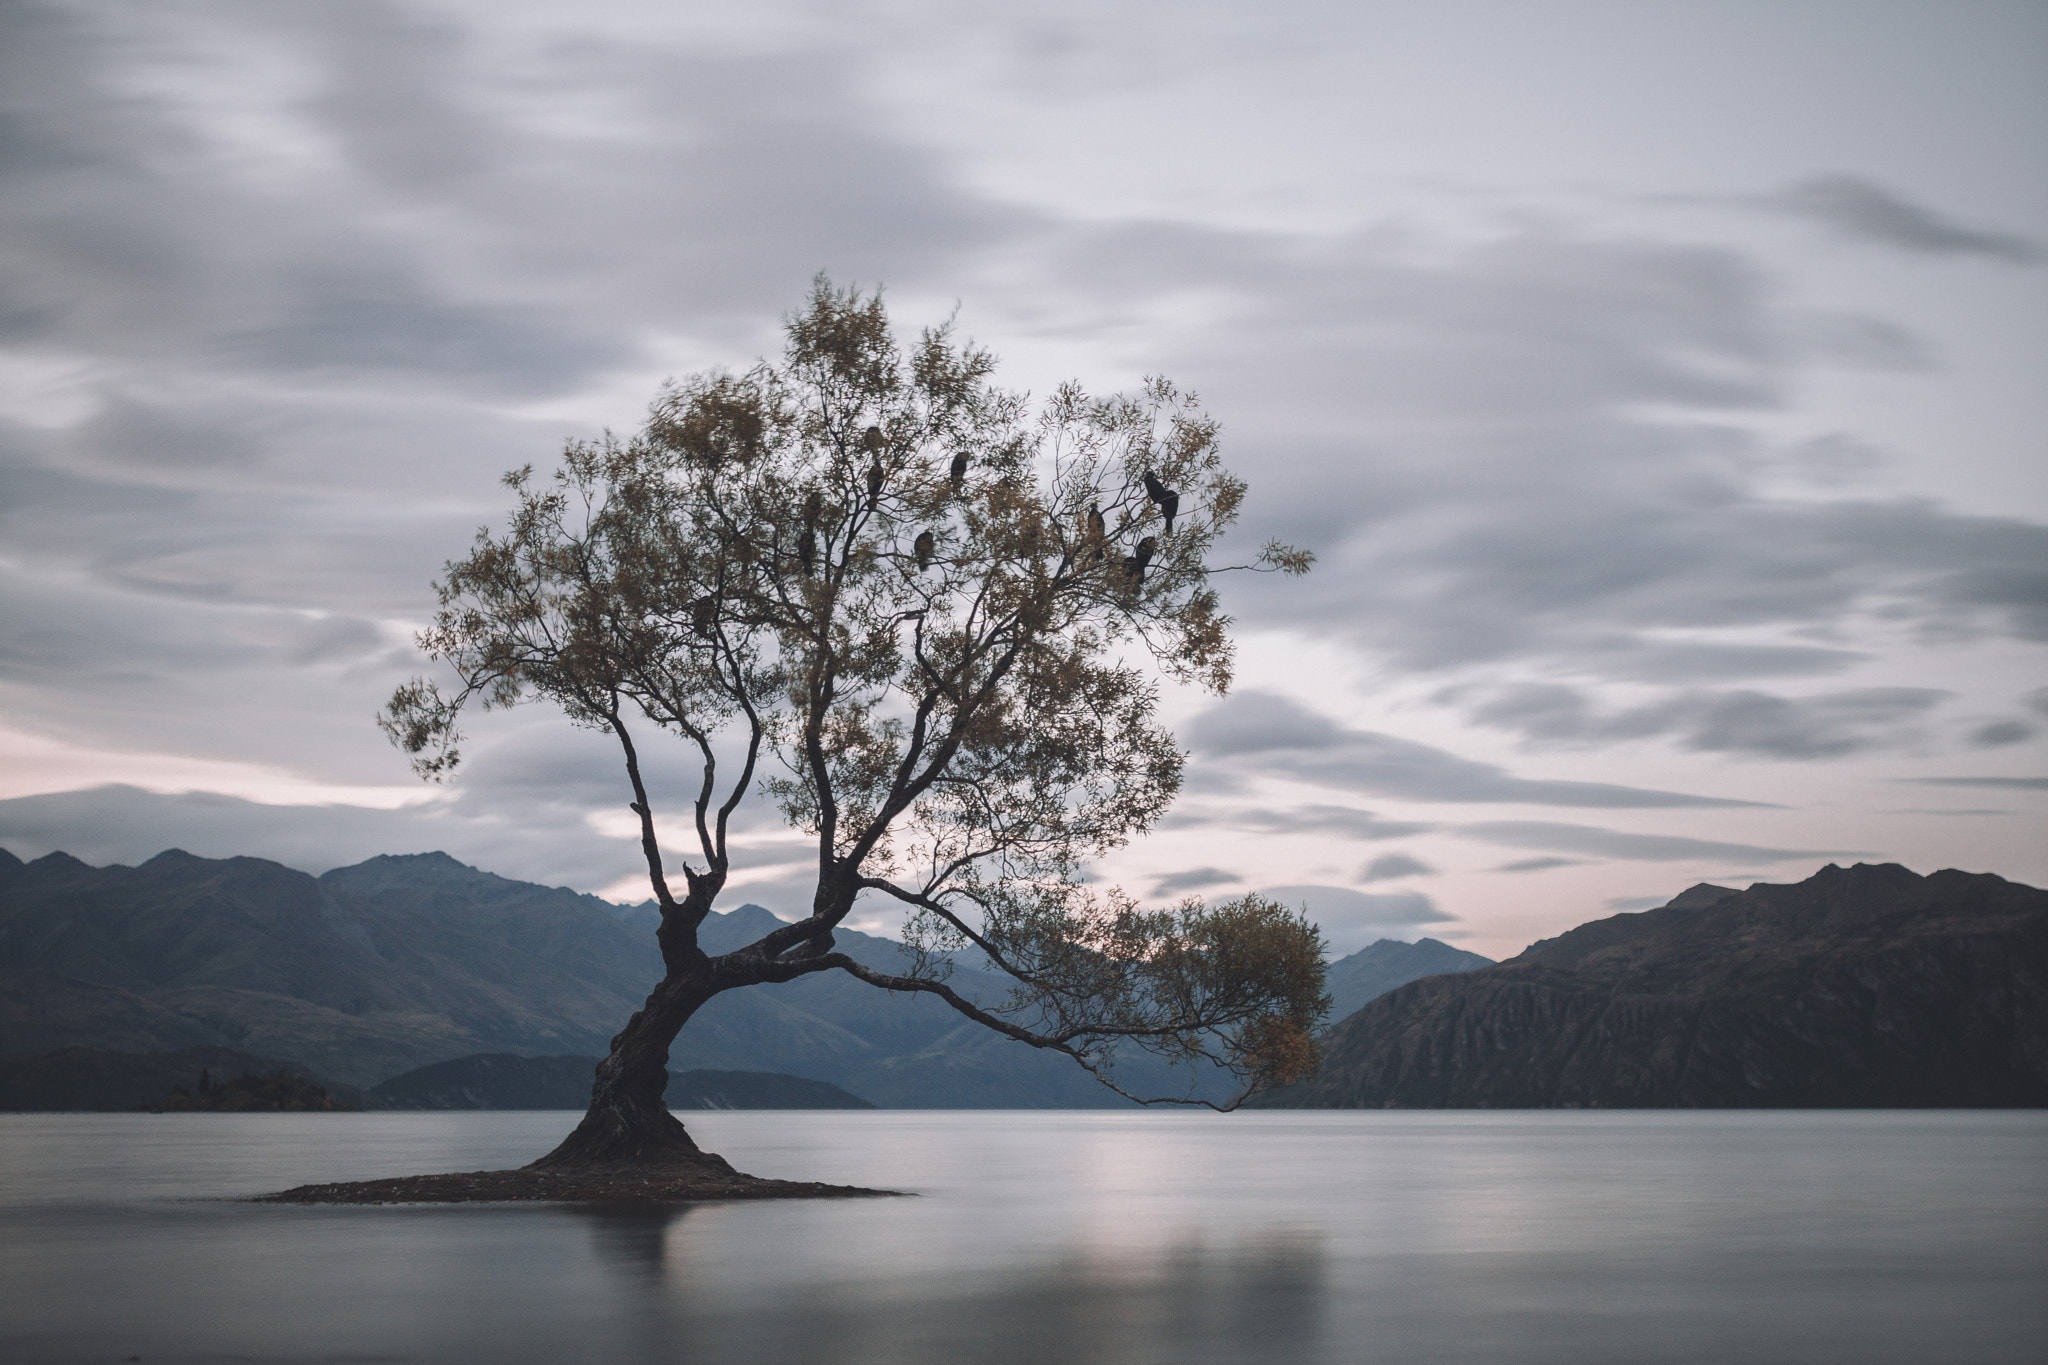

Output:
xmin=690 ymin=596 xmax=717 ymax=638
xmin=913 ymin=529 xmax=935 ymax=570
xmin=862 ymin=426 xmax=887 ymax=502
xmin=949 ymin=450 xmax=969 ymax=492
xmin=1122 ymin=535 xmax=1157 ymax=587
xmin=1141 ymin=471 xmax=1179 ymax=535
xmin=1081 ymin=502 xmax=1108 ymax=563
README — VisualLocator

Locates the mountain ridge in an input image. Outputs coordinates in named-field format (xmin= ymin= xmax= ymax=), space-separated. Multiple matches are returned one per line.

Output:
xmin=0 ymin=846 xmax=1242 ymax=1104
xmin=1324 ymin=936 xmax=1493 ymax=1022
xmin=1256 ymin=862 xmax=2048 ymax=1109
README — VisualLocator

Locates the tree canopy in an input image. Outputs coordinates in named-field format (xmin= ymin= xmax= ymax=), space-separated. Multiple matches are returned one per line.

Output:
xmin=384 ymin=278 xmax=1322 ymax=1161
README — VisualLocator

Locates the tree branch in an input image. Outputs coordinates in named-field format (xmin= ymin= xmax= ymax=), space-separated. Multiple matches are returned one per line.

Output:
xmin=744 ymin=951 xmax=1259 ymax=1111
xmin=609 ymin=708 xmax=684 ymax=917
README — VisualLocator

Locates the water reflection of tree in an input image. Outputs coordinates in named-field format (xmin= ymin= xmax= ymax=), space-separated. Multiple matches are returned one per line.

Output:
xmin=563 ymin=1202 xmax=692 ymax=1283
xmin=570 ymin=1210 xmax=1328 ymax=1365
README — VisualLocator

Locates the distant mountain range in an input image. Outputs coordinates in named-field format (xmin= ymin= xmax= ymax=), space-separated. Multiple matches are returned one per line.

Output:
xmin=1257 ymin=863 xmax=2048 ymax=1108
xmin=0 ymin=847 xmax=664 ymax=1086
xmin=1324 ymin=937 xmax=1492 ymax=1022
xmin=0 ymin=845 xmax=1475 ymax=1108
xmin=13 ymin=846 xmax=2029 ymax=1110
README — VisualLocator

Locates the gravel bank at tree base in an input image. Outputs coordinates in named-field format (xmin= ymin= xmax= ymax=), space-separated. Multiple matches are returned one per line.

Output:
xmin=256 ymin=1167 xmax=904 ymax=1205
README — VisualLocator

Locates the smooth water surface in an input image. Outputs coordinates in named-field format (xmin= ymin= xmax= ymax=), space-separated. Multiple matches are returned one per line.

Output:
xmin=2 ymin=1109 xmax=2042 ymax=1364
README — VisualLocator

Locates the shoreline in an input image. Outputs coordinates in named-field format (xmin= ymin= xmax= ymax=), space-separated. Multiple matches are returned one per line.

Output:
xmin=255 ymin=1166 xmax=905 ymax=1205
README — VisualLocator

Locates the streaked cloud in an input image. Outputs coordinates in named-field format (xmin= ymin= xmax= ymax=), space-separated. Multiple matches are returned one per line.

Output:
xmin=1461 ymin=684 xmax=1951 ymax=759
xmin=1257 ymin=883 xmax=1451 ymax=955
xmin=1493 ymin=857 xmax=1587 ymax=874
xmin=1772 ymin=175 xmax=2043 ymax=263
xmin=1970 ymin=720 xmax=2036 ymax=748
xmin=1188 ymin=692 xmax=1770 ymax=808
xmin=1902 ymin=776 xmax=2048 ymax=792
xmin=1159 ymin=805 xmax=1436 ymax=842
xmin=1151 ymin=866 xmax=1242 ymax=898
xmin=1358 ymin=853 xmax=1435 ymax=882
xmin=1460 ymin=820 xmax=1857 ymax=864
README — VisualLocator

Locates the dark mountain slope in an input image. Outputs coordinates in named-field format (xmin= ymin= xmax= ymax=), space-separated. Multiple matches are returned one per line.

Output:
xmin=1 ymin=849 xmax=387 ymax=1008
xmin=0 ymin=967 xmax=219 ymax=1055
xmin=1513 ymin=882 xmax=1739 ymax=970
xmin=0 ymin=849 xmax=663 ymax=1081
xmin=326 ymin=861 xmax=1109 ymax=1100
xmin=0 ymin=846 xmax=1209 ymax=1103
xmin=1259 ymin=864 xmax=2048 ymax=1108
xmin=1324 ymin=937 xmax=1494 ymax=1023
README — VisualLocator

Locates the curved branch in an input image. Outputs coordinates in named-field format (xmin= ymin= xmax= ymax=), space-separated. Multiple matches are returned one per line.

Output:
xmin=745 ymin=951 xmax=1258 ymax=1112
xmin=610 ymin=708 xmax=684 ymax=915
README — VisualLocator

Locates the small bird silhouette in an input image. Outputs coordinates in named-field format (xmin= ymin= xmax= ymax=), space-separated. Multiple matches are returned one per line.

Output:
xmin=949 ymin=451 xmax=969 ymax=491
xmin=1122 ymin=535 xmax=1157 ymax=587
xmin=1081 ymin=503 xmax=1108 ymax=562
xmin=862 ymin=425 xmax=885 ymax=451
xmin=1142 ymin=472 xmax=1179 ymax=535
xmin=913 ymin=529 xmax=935 ymax=569
xmin=867 ymin=458 xmax=885 ymax=501
xmin=799 ymin=529 xmax=817 ymax=576
xmin=691 ymin=596 xmax=717 ymax=638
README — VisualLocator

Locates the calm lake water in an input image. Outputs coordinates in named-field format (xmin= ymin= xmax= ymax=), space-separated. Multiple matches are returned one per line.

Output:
xmin=1 ymin=1109 xmax=2042 ymax=1364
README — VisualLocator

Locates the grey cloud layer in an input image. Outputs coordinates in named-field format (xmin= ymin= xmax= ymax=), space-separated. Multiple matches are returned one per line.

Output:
xmin=1494 ymin=856 xmax=1586 ymax=873
xmin=1359 ymin=853 xmax=1434 ymax=882
xmin=0 ymin=737 xmax=802 ymax=896
xmin=0 ymin=0 xmax=1018 ymax=809
xmin=1158 ymin=805 xmax=1437 ymax=841
xmin=1773 ymin=176 xmax=2044 ymax=263
xmin=1150 ymin=867 xmax=1242 ymax=898
xmin=0 ymin=2 xmax=2041 ymax=893
xmin=1 ymin=3 xmax=1000 ymax=393
xmin=1256 ymin=884 xmax=1450 ymax=954
xmin=1187 ymin=693 xmax=1766 ymax=808
xmin=0 ymin=784 xmax=621 ymax=890
xmin=1463 ymin=683 xmax=1951 ymax=759
xmin=1459 ymin=821 xmax=1858 ymax=865
xmin=1905 ymin=777 xmax=2048 ymax=792
xmin=1090 ymin=221 xmax=2048 ymax=718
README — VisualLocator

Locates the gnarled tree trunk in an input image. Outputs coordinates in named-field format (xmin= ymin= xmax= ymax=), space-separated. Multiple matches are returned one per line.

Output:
xmin=527 ymin=967 xmax=733 ymax=1172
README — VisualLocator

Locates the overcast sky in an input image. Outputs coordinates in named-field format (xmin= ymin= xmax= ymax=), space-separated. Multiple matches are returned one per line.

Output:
xmin=2 ymin=0 xmax=2043 ymax=959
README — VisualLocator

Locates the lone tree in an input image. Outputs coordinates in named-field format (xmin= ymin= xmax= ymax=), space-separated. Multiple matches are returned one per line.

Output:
xmin=382 ymin=279 xmax=1323 ymax=1175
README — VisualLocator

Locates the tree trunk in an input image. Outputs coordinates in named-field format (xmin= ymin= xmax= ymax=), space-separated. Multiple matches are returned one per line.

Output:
xmin=527 ymin=969 xmax=735 ymax=1172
